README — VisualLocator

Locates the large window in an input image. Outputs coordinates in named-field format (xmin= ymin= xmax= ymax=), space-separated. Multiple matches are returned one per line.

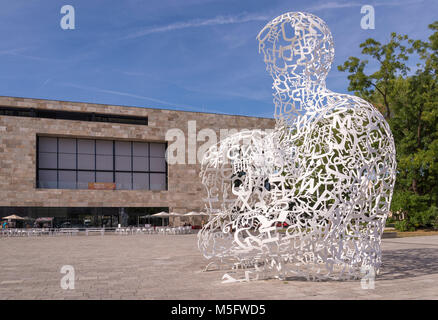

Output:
xmin=37 ymin=137 xmax=167 ymax=190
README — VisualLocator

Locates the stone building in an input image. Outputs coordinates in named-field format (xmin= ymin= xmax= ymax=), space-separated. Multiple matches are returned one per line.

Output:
xmin=0 ymin=96 xmax=274 ymax=228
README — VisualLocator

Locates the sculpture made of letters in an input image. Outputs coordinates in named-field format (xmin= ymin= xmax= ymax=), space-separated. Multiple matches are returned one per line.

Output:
xmin=198 ymin=12 xmax=396 ymax=281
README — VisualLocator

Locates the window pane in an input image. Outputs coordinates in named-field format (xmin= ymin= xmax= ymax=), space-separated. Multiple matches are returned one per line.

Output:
xmin=58 ymin=170 xmax=76 ymax=189
xmin=78 ymin=154 xmax=95 ymax=170
xmin=150 ymin=143 xmax=165 ymax=157
xmin=115 ymin=141 xmax=131 ymax=156
xmin=78 ymin=171 xmax=95 ymax=189
xmin=96 ymin=140 xmax=113 ymax=155
xmin=38 ymin=152 xmax=57 ymax=169
xmin=59 ymin=138 xmax=76 ymax=153
xmin=133 ymin=156 xmax=148 ymax=171
xmin=150 ymin=173 xmax=166 ymax=190
xmin=58 ymin=153 xmax=76 ymax=169
xmin=133 ymin=142 xmax=148 ymax=156
xmin=78 ymin=139 xmax=94 ymax=154
xmin=38 ymin=170 xmax=57 ymax=188
xmin=133 ymin=173 xmax=149 ymax=190
xmin=96 ymin=155 xmax=113 ymax=170
xmin=39 ymin=137 xmax=57 ymax=152
xmin=115 ymin=156 xmax=131 ymax=171
xmin=96 ymin=171 xmax=113 ymax=183
xmin=116 ymin=172 xmax=132 ymax=190
xmin=150 ymin=157 xmax=166 ymax=172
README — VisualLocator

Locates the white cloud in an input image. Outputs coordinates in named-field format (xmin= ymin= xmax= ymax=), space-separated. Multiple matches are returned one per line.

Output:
xmin=0 ymin=47 xmax=28 ymax=55
xmin=59 ymin=82 xmax=228 ymax=114
xmin=123 ymin=13 xmax=270 ymax=39
xmin=306 ymin=1 xmax=363 ymax=11
xmin=307 ymin=0 xmax=425 ymax=11
xmin=61 ymin=82 xmax=189 ymax=107
xmin=123 ymin=0 xmax=426 ymax=40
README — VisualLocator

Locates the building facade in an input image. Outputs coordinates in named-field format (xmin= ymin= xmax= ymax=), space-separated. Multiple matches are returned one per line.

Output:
xmin=0 ymin=96 xmax=274 ymax=228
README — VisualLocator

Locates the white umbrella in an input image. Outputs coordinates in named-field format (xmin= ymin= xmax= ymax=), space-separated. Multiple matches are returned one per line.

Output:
xmin=169 ymin=212 xmax=185 ymax=227
xmin=183 ymin=211 xmax=208 ymax=226
xmin=2 ymin=214 xmax=25 ymax=220
xmin=151 ymin=211 xmax=171 ymax=217
xmin=151 ymin=211 xmax=172 ymax=226
xmin=184 ymin=211 xmax=201 ymax=216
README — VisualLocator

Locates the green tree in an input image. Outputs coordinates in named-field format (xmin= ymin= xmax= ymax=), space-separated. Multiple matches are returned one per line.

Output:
xmin=337 ymin=33 xmax=412 ymax=118
xmin=338 ymin=22 xmax=438 ymax=231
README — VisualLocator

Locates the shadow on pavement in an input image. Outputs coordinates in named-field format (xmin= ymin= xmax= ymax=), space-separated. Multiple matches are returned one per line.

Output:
xmin=379 ymin=247 xmax=438 ymax=280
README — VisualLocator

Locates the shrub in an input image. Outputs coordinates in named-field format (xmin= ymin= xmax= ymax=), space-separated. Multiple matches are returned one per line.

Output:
xmin=433 ymin=218 xmax=438 ymax=231
xmin=390 ymin=190 xmax=436 ymax=230
xmin=394 ymin=220 xmax=414 ymax=232
xmin=426 ymin=206 xmax=438 ymax=229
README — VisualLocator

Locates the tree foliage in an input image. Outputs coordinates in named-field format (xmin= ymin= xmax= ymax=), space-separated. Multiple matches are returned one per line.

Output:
xmin=338 ymin=22 xmax=438 ymax=231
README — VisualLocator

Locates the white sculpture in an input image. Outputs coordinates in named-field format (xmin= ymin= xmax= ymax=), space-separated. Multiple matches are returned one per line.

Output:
xmin=198 ymin=12 xmax=397 ymax=281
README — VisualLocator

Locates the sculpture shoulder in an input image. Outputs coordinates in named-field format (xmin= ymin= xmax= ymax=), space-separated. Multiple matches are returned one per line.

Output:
xmin=321 ymin=92 xmax=388 ymax=125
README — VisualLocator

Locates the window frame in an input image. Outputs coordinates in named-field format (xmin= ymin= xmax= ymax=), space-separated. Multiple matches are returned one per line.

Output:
xmin=36 ymin=136 xmax=167 ymax=191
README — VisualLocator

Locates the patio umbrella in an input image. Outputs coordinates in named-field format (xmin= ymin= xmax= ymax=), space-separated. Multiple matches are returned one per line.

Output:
xmin=168 ymin=212 xmax=185 ymax=227
xmin=183 ymin=211 xmax=208 ymax=226
xmin=151 ymin=211 xmax=171 ymax=217
xmin=1 ymin=214 xmax=25 ymax=228
xmin=151 ymin=211 xmax=172 ymax=226
xmin=34 ymin=217 xmax=54 ymax=227
xmin=2 ymin=214 xmax=25 ymax=220
xmin=184 ymin=211 xmax=202 ymax=216
xmin=183 ymin=211 xmax=199 ymax=225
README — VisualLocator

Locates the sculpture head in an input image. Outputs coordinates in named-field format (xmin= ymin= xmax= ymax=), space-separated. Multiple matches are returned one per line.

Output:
xmin=257 ymin=12 xmax=334 ymax=88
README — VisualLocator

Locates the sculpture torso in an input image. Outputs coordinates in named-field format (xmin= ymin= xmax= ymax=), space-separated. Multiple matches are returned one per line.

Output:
xmin=198 ymin=12 xmax=396 ymax=281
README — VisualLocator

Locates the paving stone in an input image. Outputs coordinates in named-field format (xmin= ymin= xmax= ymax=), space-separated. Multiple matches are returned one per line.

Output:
xmin=0 ymin=234 xmax=436 ymax=299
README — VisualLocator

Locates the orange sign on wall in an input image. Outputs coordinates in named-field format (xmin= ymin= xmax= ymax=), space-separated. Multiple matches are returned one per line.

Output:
xmin=88 ymin=182 xmax=116 ymax=190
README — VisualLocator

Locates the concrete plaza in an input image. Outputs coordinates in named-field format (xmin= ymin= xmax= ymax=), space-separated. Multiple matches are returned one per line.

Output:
xmin=0 ymin=234 xmax=437 ymax=299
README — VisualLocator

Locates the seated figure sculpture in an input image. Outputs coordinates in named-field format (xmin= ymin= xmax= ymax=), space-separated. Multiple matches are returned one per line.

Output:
xmin=198 ymin=12 xmax=397 ymax=281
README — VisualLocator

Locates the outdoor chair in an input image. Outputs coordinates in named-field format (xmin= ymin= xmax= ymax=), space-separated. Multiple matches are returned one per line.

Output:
xmin=115 ymin=227 xmax=129 ymax=235
xmin=85 ymin=228 xmax=104 ymax=236
xmin=30 ymin=229 xmax=41 ymax=237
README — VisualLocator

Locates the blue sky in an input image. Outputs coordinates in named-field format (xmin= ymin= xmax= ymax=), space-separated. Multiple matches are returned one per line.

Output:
xmin=0 ymin=0 xmax=436 ymax=118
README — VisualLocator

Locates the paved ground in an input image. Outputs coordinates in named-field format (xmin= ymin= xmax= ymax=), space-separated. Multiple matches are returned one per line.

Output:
xmin=0 ymin=234 xmax=437 ymax=299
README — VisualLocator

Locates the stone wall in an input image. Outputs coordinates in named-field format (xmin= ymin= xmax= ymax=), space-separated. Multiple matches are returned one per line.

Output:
xmin=0 ymin=96 xmax=274 ymax=214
